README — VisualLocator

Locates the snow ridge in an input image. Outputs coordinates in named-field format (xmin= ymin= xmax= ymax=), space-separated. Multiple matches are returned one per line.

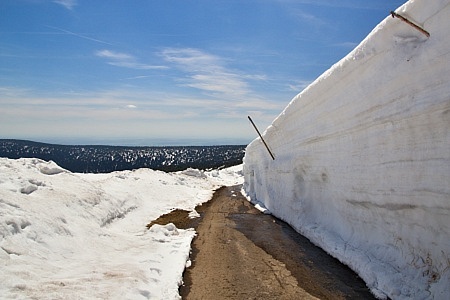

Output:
xmin=0 ymin=157 xmax=243 ymax=299
xmin=243 ymin=1 xmax=450 ymax=299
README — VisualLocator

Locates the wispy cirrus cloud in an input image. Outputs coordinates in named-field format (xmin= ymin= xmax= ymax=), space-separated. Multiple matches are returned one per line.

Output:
xmin=160 ymin=48 xmax=259 ymax=97
xmin=46 ymin=25 xmax=113 ymax=45
xmin=96 ymin=50 xmax=132 ymax=60
xmin=0 ymin=85 xmax=282 ymax=141
xmin=53 ymin=0 xmax=77 ymax=10
xmin=157 ymin=47 xmax=285 ymax=122
xmin=160 ymin=48 xmax=220 ymax=70
xmin=293 ymin=10 xmax=328 ymax=27
xmin=96 ymin=50 xmax=168 ymax=70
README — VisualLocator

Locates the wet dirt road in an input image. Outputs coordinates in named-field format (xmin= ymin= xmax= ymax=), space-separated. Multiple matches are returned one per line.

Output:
xmin=152 ymin=185 xmax=375 ymax=299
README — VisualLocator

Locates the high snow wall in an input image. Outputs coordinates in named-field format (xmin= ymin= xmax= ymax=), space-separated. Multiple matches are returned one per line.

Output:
xmin=243 ymin=1 xmax=450 ymax=299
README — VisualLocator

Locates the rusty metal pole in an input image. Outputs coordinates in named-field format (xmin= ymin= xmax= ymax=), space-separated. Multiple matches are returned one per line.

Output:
xmin=391 ymin=11 xmax=430 ymax=37
xmin=248 ymin=116 xmax=275 ymax=160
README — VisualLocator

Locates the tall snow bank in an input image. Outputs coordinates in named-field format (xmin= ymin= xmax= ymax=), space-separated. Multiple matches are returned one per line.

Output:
xmin=243 ymin=1 xmax=450 ymax=299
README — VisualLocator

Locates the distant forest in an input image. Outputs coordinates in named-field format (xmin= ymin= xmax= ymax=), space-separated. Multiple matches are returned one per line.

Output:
xmin=0 ymin=139 xmax=246 ymax=173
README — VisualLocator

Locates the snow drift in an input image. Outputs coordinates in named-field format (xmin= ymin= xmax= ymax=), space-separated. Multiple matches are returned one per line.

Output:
xmin=0 ymin=157 xmax=243 ymax=299
xmin=243 ymin=1 xmax=450 ymax=299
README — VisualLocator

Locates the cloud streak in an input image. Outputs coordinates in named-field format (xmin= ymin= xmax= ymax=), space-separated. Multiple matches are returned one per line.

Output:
xmin=293 ymin=10 xmax=328 ymax=27
xmin=160 ymin=48 xmax=255 ymax=97
xmin=96 ymin=50 xmax=168 ymax=70
xmin=53 ymin=0 xmax=77 ymax=10
xmin=0 ymin=85 xmax=283 ymax=141
xmin=0 ymin=86 xmax=282 ymax=119
xmin=46 ymin=25 xmax=113 ymax=45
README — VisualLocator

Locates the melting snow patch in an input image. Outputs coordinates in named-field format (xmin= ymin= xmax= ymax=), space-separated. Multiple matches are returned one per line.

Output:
xmin=0 ymin=157 xmax=243 ymax=299
xmin=149 ymin=223 xmax=180 ymax=243
xmin=180 ymin=168 xmax=206 ymax=178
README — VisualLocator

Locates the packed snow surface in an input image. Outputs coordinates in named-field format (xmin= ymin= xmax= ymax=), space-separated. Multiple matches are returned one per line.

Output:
xmin=0 ymin=158 xmax=243 ymax=299
xmin=243 ymin=0 xmax=449 ymax=299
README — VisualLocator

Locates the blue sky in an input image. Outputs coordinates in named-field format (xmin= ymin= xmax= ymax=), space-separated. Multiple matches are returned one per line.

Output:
xmin=1 ymin=0 xmax=404 ymax=145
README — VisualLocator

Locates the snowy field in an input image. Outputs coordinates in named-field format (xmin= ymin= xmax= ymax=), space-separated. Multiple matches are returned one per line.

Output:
xmin=0 ymin=157 xmax=243 ymax=299
xmin=244 ymin=0 xmax=449 ymax=299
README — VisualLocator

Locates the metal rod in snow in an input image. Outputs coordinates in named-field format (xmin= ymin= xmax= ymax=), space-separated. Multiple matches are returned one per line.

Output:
xmin=247 ymin=116 xmax=275 ymax=160
xmin=390 ymin=11 xmax=430 ymax=37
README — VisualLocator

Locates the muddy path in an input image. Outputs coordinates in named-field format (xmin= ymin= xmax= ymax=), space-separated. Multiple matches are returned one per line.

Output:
xmin=151 ymin=185 xmax=375 ymax=299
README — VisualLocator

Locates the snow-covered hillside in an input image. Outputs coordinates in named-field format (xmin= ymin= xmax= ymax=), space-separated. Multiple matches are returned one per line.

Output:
xmin=243 ymin=1 xmax=450 ymax=299
xmin=0 ymin=158 xmax=243 ymax=299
